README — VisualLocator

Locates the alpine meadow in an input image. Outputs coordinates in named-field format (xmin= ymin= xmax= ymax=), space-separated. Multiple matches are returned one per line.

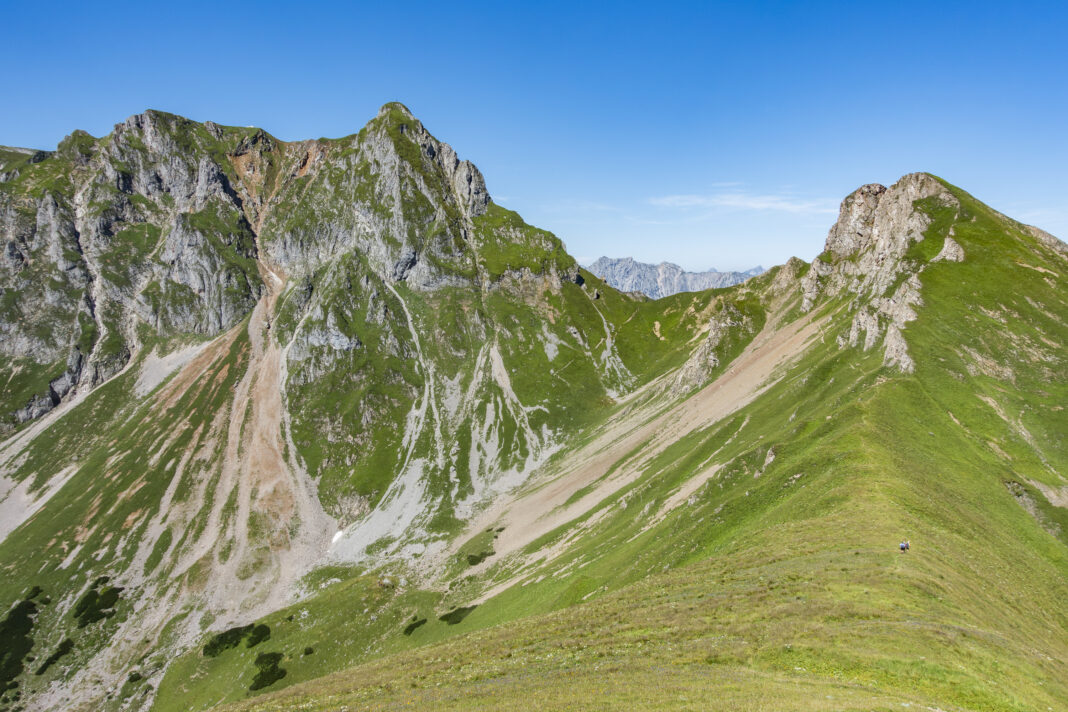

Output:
xmin=0 ymin=102 xmax=1065 ymax=712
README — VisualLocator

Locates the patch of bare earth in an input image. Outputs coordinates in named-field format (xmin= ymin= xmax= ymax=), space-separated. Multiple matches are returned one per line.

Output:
xmin=167 ymin=261 xmax=336 ymax=620
xmin=38 ymin=261 xmax=337 ymax=712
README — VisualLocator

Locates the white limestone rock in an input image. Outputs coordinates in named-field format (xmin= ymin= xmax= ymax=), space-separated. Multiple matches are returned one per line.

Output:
xmin=589 ymin=256 xmax=763 ymax=299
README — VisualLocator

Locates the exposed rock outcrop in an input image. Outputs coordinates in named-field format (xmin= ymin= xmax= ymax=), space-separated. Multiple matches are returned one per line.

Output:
xmin=671 ymin=302 xmax=755 ymax=394
xmin=804 ymin=173 xmax=961 ymax=373
xmin=1024 ymin=225 xmax=1068 ymax=258
xmin=802 ymin=173 xmax=958 ymax=309
xmin=932 ymin=235 xmax=965 ymax=263
xmin=0 ymin=103 xmax=537 ymax=426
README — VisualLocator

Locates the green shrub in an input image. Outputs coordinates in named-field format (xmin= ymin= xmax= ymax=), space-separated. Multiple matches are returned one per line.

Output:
xmin=249 ymin=652 xmax=286 ymax=691
xmin=202 ymin=625 xmax=253 ymax=657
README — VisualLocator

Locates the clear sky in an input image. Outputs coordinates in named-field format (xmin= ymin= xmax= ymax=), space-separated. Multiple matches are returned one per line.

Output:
xmin=2 ymin=1 xmax=1065 ymax=271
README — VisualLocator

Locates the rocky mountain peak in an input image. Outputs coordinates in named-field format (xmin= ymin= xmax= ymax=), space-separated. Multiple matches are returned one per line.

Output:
xmin=800 ymin=172 xmax=963 ymax=373
xmin=823 ymin=173 xmax=953 ymax=262
xmin=378 ymin=101 xmax=416 ymax=120
xmin=807 ymin=172 xmax=958 ymax=302
xmin=115 ymin=110 xmax=187 ymax=154
xmin=824 ymin=182 xmax=887 ymax=257
xmin=369 ymin=102 xmax=490 ymax=219
xmin=588 ymin=256 xmax=763 ymax=299
xmin=55 ymin=129 xmax=97 ymax=164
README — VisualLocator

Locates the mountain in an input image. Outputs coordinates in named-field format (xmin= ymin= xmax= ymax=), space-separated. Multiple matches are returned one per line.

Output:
xmin=0 ymin=103 xmax=711 ymax=711
xmin=587 ymin=256 xmax=764 ymax=298
xmin=0 ymin=106 xmax=1065 ymax=712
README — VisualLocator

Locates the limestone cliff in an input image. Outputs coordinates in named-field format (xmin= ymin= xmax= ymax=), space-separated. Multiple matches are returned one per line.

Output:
xmin=588 ymin=256 xmax=763 ymax=299
xmin=801 ymin=172 xmax=961 ymax=372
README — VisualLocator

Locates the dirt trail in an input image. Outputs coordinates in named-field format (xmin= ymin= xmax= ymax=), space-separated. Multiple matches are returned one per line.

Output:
xmin=460 ymin=309 xmax=826 ymax=590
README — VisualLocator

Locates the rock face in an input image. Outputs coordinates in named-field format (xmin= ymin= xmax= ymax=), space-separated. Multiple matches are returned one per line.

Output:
xmin=932 ymin=235 xmax=965 ymax=262
xmin=801 ymin=173 xmax=961 ymax=372
xmin=1025 ymin=224 xmax=1068 ymax=257
xmin=0 ymin=102 xmax=622 ymax=573
xmin=588 ymin=256 xmax=763 ymax=298
xmin=0 ymin=103 xmax=634 ymax=712
xmin=0 ymin=106 xmax=617 ymax=617
xmin=0 ymin=103 xmax=573 ymax=431
xmin=258 ymin=102 xmax=495 ymax=288
xmin=2 ymin=108 xmax=1064 ymax=712
xmin=0 ymin=115 xmax=265 ymax=428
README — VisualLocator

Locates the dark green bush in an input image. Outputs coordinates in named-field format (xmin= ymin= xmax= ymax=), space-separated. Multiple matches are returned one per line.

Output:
xmin=35 ymin=638 xmax=74 ymax=676
xmin=202 ymin=625 xmax=253 ymax=657
xmin=249 ymin=652 xmax=286 ymax=691
xmin=245 ymin=624 xmax=270 ymax=648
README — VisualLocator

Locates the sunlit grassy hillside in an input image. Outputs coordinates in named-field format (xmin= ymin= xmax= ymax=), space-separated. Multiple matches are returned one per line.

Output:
xmin=180 ymin=178 xmax=1068 ymax=712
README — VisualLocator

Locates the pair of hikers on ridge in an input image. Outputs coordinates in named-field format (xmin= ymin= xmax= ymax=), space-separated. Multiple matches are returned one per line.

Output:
xmin=899 ymin=540 xmax=910 ymax=553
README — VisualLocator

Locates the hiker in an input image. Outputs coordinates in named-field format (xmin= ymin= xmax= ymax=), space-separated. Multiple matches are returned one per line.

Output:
xmin=899 ymin=540 xmax=910 ymax=553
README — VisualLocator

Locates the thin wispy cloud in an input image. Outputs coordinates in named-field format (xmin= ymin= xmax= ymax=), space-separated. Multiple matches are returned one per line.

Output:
xmin=650 ymin=191 xmax=837 ymax=215
xmin=545 ymin=199 xmax=621 ymax=213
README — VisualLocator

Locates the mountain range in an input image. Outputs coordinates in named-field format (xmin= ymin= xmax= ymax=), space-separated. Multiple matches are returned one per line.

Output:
xmin=0 ymin=104 xmax=1065 ymax=712
xmin=587 ymin=257 xmax=764 ymax=298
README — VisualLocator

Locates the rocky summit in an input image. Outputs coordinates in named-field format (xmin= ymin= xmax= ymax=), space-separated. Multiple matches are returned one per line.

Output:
xmin=0 ymin=105 xmax=1065 ymax=712
xmin=588 ymin=256 xmax=763 ymax=299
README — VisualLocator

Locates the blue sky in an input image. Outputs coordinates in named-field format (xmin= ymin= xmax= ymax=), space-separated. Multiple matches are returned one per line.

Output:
xmin=2 ymin=1 xmax=1065 ymax=271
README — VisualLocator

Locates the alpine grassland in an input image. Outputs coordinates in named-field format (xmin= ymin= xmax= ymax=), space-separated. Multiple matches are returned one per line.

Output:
xmin=0 ymin=99 xmax=1064 ymax=712
xmin=203 ymin=178 xmax=1065 ymax=711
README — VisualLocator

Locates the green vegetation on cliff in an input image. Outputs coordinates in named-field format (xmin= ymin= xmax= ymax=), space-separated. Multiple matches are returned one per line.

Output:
xmin=0 ymin=102 xmax=1063 ymax=712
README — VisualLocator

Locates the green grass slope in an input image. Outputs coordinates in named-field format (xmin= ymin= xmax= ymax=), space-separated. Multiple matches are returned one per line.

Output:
xmin=210 ymin=179 xmax=1067 ymax=712
xmin=2 ymin=105 xmax=755 ymax=711
xmin=0 ymin=328 xmax=249 ymax=710
xmin=2 ymin=105 xmax=1064 ymax=712
xmin=147 ymin=265 xmax=764 ymax=712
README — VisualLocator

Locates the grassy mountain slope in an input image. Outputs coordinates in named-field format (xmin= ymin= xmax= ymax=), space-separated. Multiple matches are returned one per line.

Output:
xmin=206 ymin=177 xmax=1066 ymax=712
xmin=0 ymin=106 xmax=744 ymax=711
xmin=0 ymin=101 xmax=1064 ymax=712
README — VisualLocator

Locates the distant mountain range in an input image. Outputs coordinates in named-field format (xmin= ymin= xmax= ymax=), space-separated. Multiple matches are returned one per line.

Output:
xmin=587 ymin=257 xmax=764 ymax=298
